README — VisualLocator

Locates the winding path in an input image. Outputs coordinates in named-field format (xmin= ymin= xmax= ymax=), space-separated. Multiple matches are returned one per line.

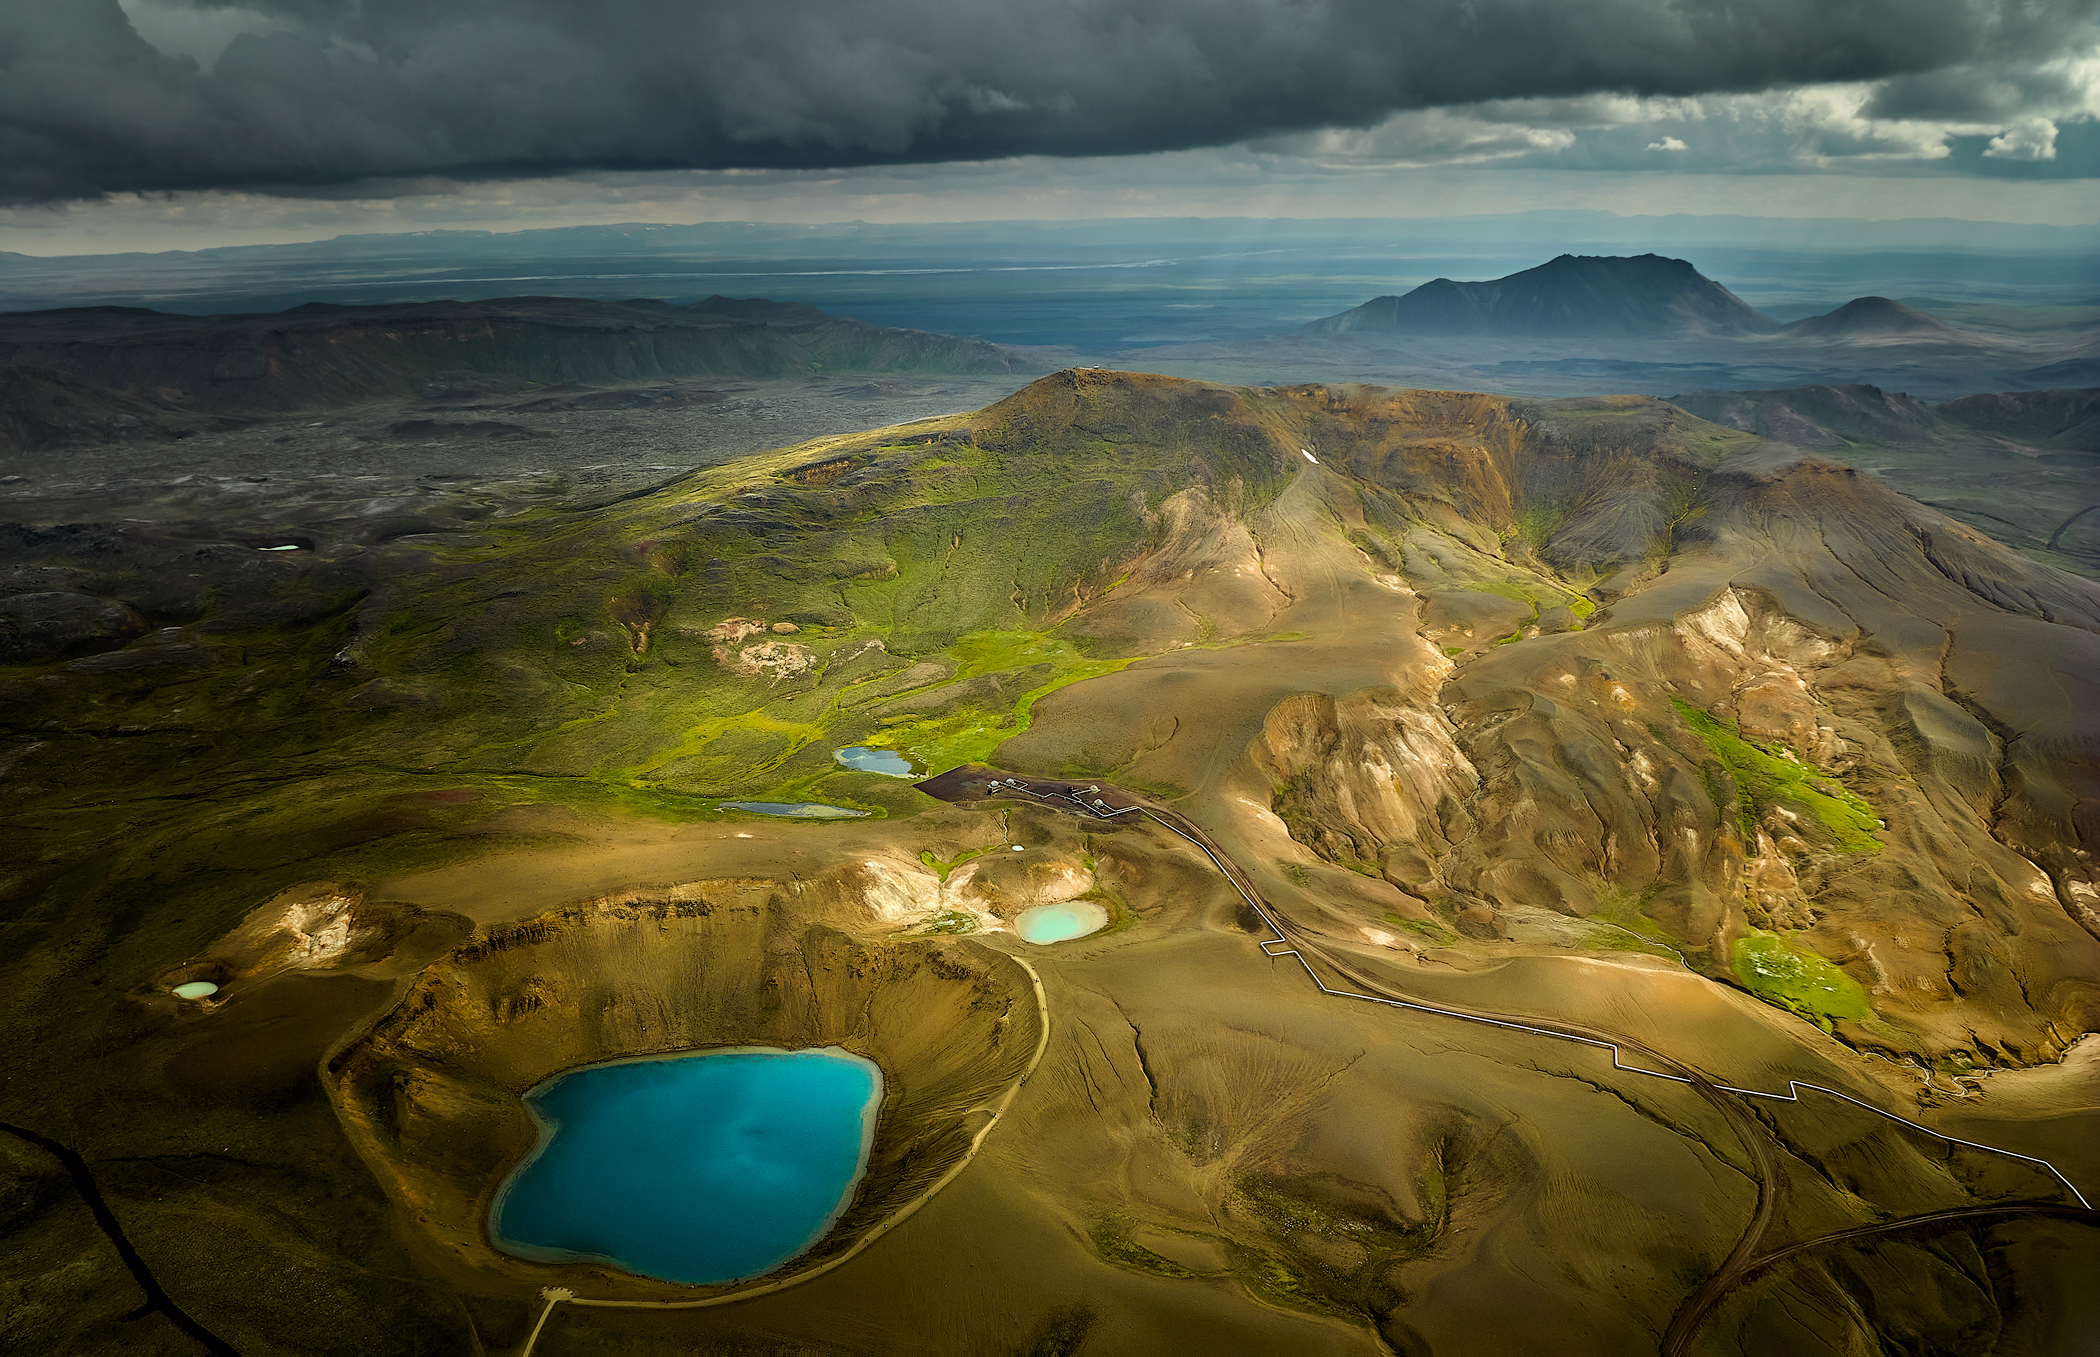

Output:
xmin=1733 ymin=1202 xmax=2097 ymax=1290
xmin=924 ymin=767 xmax=2095 ymax=1354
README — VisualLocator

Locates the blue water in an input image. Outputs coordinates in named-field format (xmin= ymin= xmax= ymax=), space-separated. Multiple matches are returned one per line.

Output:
xmin=718 ymin=800 xmax=869 ymax=818
xmin=492 ymin=1048 xmax=882 ymax=1285
xmin=834 ymin=746 xmax=918 ymax=777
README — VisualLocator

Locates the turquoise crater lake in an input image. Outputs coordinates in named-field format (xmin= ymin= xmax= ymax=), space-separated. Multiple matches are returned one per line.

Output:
xmin=492 ymin=1048 xmax=881 ymax=1286
xmin=1014 ymin=901 xmax=1109 ymax=944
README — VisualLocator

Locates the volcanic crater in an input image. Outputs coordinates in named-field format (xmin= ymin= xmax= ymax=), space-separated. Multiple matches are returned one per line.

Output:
xmin=328 ymin=878 xmax=1047 ymax=1299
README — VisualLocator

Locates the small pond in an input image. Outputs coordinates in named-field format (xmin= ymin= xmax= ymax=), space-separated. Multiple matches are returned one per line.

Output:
xmin=833 ymin=746 xmax=918 ymax=778
xmin=492 ymin=1047 xmax=881 ymax=1286
xmin=719 ymin=801 xmax=869 ymax=819
xmin=1014 ymin=902 xmax=1110 ymax=945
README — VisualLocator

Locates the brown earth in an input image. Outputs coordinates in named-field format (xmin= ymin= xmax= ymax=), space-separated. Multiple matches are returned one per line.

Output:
xmin=3 ymin=370 xmax=2096 ymax=1354
xmin=329 ymin=878 xmax=1047 ymax=1305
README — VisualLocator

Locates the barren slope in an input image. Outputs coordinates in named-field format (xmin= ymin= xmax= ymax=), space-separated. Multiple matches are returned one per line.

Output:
xmin=1 ymin=371 xmax=2094 ymax=1354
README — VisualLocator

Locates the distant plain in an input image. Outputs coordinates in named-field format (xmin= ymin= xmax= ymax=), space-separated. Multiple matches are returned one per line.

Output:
xmin=5 ymin=213 xmax=2095 ymax=356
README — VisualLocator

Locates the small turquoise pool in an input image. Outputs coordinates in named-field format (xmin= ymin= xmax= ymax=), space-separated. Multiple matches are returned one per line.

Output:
xmin=492 ymin=1047 xmax=881 ymax=1285
xmin=719 ymin=801 xmax=869 ymax=819
xmin=1014 ymin=902 xmax=1109 ymax=944
xmin=834 ymin=746 xmax=918 ymax=777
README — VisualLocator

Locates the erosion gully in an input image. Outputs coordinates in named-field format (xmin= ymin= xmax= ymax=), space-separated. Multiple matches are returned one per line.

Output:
xmin=918 ymin=764 xmax=2095 ymax=1354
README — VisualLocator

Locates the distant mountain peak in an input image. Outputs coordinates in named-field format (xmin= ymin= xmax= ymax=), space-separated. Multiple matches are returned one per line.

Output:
xmin=1305 ymin=253 xmax=1775 ymax=338
xmin=1783 ymin=296 xmax=1967 ymax=341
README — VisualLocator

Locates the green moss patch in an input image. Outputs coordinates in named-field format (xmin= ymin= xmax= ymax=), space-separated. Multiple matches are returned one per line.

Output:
xmin=863 ymin=630 xmax=1136 ymax=771
xmin=1733 ymin=931 xmax=1871 ymax=1030
xmin=1224 ymin=1242 xmax=1349 ymax=1315
xmin=1088 ymin=1219 xmax=1199 ymax=1279
xmin=1227 ymin=1176 xmax=1428 ymax=1318
xmin=1672 ymin=698 xmax=1880 ymax=853
xmin=1459 ymin=577 xmax=1594 ymax=622
xmin=1586 ymin=885 xmax=1684 ymax=949
xmin=917 ymin=842 xmax=1006 ymax=881
xmin=1383 ymin=913 xmax=1456 ymax=944
xmin=1511 ymin=500 xmax=1571 ymax=550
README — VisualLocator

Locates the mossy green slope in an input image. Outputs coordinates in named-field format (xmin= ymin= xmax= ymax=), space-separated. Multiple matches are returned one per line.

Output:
xmin=1733 ymin=931 xmax=1872 ymax=1030
xmin=0 ymin=372 xmax=1299 ymax=932
xmin=1672 ymin=697 xmax=1880 ymax=853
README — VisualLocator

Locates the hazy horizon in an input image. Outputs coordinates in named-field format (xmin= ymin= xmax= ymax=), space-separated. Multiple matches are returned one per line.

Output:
xmin=6 ymin=205 xmax=2100 ymax=263
xmin=6 ymin=210 xmax=2092 ymax=367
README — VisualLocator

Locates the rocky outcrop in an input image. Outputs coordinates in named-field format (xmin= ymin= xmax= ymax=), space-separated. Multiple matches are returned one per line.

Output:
xmin=1252 ymin=689 xmax=1477 ymax=892
xmin=1173 ymin=380 xmax=2100 ymax=1068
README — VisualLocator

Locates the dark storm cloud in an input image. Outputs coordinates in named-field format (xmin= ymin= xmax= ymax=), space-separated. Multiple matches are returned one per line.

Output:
xmin=3 ymin=0 xmax=2096 ymax=202
xmin=1862 ymin=62 xmax=2094 ymax=122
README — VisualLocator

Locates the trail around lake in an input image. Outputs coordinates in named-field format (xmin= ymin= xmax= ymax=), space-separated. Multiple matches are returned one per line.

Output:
xmin=516 ymin=953 xmax=1050 ymax=1354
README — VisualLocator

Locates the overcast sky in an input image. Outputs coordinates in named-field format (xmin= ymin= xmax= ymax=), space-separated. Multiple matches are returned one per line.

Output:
xmin=1 ymin=0 xmax=2095 ymax=252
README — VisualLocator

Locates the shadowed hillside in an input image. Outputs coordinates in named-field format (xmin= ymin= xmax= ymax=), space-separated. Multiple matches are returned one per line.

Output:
xmin=0 ymin=295 xmax=1036 ymax=452
xmin=1670 ymin=381 xmax=2100 ymax=452
xmin=1940 ymin=386 xmax=2100 ymax=446
xmin=1668 ymin=383 xmax=2100 ymax=575
xmin=1670 ymin=383 xmax=1957 ymax=450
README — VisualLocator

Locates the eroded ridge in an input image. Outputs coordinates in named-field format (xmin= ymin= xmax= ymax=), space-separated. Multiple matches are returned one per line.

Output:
xmin=961 ymin=771 xmax=2093 ymax=1213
